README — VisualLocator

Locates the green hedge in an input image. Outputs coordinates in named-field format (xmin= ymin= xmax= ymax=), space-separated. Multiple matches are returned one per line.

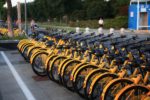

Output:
xmin=0 ymin=35 xmax=27 ymax=40
xmin=104 ymin=16 xmax=128 ymax=29
xmin=69 ymin=16 xmax=128 ymax=29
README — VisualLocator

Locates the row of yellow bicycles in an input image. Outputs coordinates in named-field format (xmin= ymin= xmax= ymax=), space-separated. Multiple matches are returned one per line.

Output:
xmin=0 ymin=28 xmax=21 ymax=37
xmin=17 ymin=29 xmax=150 ymax=100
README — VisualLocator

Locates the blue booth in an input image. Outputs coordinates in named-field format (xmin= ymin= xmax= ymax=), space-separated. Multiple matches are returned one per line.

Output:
xmin=129 ymin=0 xmax=150 ymax=30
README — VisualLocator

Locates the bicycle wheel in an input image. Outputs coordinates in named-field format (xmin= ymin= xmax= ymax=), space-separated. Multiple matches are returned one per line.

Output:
xmin=102 ymin=78 xmax=133 ymax=100
xmin=17 ymin=41 xmax=27 ymax=51
xmin=17 ymin=39 xmax=29 ymax=50
xmin=29 ymin=47 xmax=49 ymax=62
xmin=22 ymin=44 xmax=34 ymax=61
xmin=18 ymin=42 xmax=27 ymax=52
xmin=89 ymin=73 xmax=118 ymax=100
xmin=73 ymin=64 xmax=98 ymax=97
xmin=21 ymin=43 xmax=34 ymax=53
xmin=30 ymin=50 xmax=49 ymax=64
xmin=61 ymin=60 xmax=82 ymax=91
xmin=58 ymin=58 xmax=72 ymax=83
xmin=115 ymin=85 xmax=149 ymax=100
xmin=143 ymin=92 xmax=150 ymax=100
xmin=27 ymin=46 xmax=41 ymax=60
xmin=83 ymin=69 xmax=109 ymax=98
xmin=32 ymin=52 xmax=48 ymax=76
xmin=46 ymin=55 xmax=58 ymax=80
xmin=49 ymin=56 xmax=67 ymax=83
xmin=70 ymin=62 xmax=89 ymax=81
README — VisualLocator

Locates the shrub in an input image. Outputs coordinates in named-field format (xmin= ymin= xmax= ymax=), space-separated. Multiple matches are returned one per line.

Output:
xmin=0 ymin=35 xmax=27 ymax=40
xmin=69 ymin=16 xmax=128 ymax=29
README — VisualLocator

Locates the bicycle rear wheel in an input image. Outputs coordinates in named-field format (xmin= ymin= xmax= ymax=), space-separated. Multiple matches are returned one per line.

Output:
xmin=83 ymin=69 xmax=109 ymax=98
xmin=102 ymin=78 xmax=133 ymax=100
xmin=50 ymin=56 xmax=67 ymax=83
xmin=58 ymin=58 xmax=72 ymax=83
xmin=115 ymin=85 xmax=149 ymax=100
xmin=89 ymin=73 xmax=118 ymax=100
xmin=27 ymin=46 xmax=41 ymax=61
xmin=22 ymin=44 xmax=34 ymax=61
xmin=61 ymin=60 xmax=81 ymax=91
xmin=46 ymin=55 xmax=58 ymax=80
xmin=32 ymin=52 xmax=48 ymax=76
xmin=73 ymin=64 xmax=98 ymax=97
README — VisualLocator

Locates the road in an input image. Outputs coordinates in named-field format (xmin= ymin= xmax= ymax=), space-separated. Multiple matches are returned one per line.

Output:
xmin=0 ymin=50 xmax=84 ymax=100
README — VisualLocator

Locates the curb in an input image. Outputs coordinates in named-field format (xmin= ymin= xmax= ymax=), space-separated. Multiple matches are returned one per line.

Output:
xmin=0 ymin=40 xmax=19 ymax=50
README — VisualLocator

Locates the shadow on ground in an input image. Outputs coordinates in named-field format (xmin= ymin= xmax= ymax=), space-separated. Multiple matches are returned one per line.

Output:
xmin=0 ymin=40 xmax=19 ymax=51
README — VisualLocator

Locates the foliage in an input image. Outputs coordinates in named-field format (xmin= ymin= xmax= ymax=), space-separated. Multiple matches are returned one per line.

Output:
xmin=69 ymin=16 xmax=128 ymax=29
xmin=104 ymin=16 xmax=128 ymax=29
xmin=38 ymin=16 xmax=128 ymax=29
xmin=0 ymin=35 xmax=27 ymax=40
xmin=0 ymin=0 xmax=5 ymax=19
xmin=0 ymin=0 xmax=130 ymax=22
xmin=84 ymin=0 xmax=117 ymax=19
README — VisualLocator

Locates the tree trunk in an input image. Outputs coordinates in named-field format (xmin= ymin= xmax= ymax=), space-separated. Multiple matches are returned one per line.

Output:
xmin=6 ymin=0 xmax=14 ymax=37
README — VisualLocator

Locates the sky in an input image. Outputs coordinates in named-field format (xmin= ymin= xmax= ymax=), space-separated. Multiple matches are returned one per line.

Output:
xmin=4 ymin=0 xmax=34 ymax=7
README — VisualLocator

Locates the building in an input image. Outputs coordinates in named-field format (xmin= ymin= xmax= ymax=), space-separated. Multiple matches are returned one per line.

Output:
xmin=129 ymin=0 xmax=150 ymax=30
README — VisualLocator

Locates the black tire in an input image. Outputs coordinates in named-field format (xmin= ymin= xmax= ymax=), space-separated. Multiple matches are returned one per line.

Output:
xmin=22 ymin=44 xmax=33 ymax=61
xmin=90 ymin=73 xmax=118 ymax=100
xmin=103 ymin=79 xmax=133 ymax=100
xmin=50 ymin=56 xmax=67 ymax=83
xmin=32 ymin=52 xmax=48 ymax=76
xmin=73 ymin=65 xmax=98 ymax=97
xmin=58 ymin=58 xmax=72 ymax=83
xmin=62 ymin=60 xmax=82 ymax=91
xmin=28 ymin=47 xmax=41 ymax=61
xmin=115 ymin=85 xmax=149 ymax=100
xmin=21 ymin=43 xmax=33 ymax=53
xmin=46 ymin=55 xmax=58 ymax=80
xmin=84 ymin=69 xmax=109 ymax=99
xmin=19 ymin=42 xmax=30 ymax=52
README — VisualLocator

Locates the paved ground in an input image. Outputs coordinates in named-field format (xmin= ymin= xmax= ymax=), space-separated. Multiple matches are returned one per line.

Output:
xmin=0 ymin=50 xmax=84 ymax=100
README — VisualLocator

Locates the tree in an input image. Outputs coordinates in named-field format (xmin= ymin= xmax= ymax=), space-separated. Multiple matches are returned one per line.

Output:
xmin=0 ymin=0 xmax=5 ymax=19
xmin=8 ymin=0 xmax=129 ymax=22
xmin=84 ymin=0 xmax=116 ymax=19
xmin=6 ymin=0 xmax=14 ymax=37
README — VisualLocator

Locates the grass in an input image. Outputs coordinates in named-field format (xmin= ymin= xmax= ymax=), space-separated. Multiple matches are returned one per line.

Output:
xmin=0 ymin=35 xmax=27 ymax=40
